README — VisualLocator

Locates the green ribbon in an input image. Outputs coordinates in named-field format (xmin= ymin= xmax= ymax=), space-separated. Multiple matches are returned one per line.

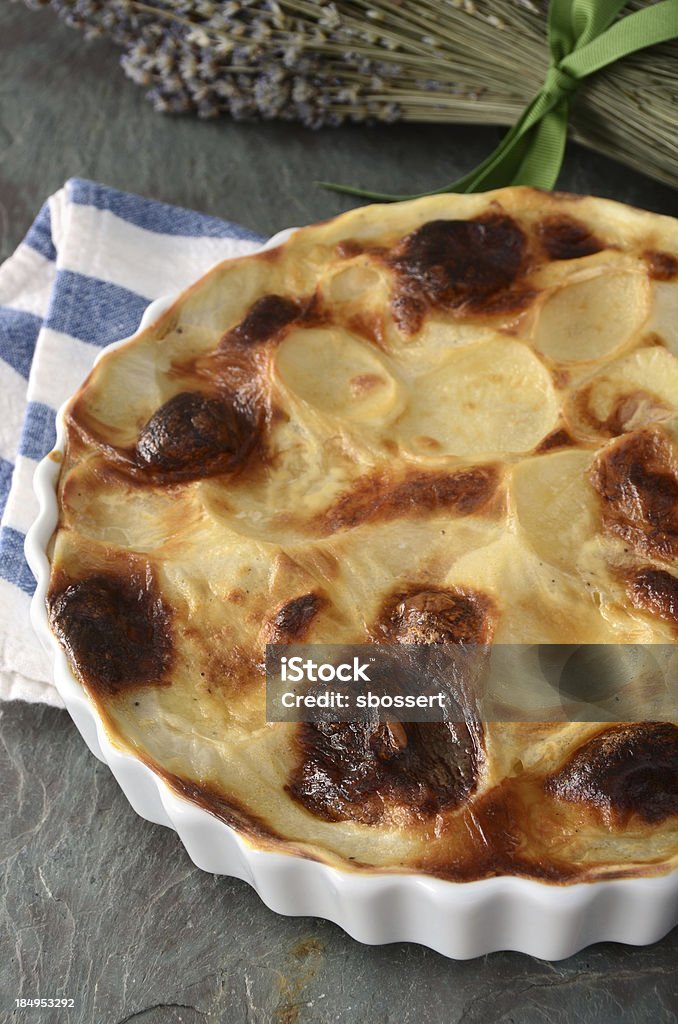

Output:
xmin=319 ymin=0 xmax=678 ymax=201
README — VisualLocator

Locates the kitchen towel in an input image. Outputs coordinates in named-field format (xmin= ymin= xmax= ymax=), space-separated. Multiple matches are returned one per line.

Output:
xmin=0 ymin=179 xmax=265 ymax=706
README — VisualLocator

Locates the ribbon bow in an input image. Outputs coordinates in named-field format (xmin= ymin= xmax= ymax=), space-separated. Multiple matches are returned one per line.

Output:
xmin=321 ymin=0 xmax=678 ymax=201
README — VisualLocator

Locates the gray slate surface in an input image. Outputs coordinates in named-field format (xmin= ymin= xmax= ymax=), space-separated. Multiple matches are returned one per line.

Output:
xmin=1 ymin=4 xmax=677 ymax=1023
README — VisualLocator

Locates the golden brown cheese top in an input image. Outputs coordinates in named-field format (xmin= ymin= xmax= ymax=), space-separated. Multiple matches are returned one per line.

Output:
xmin=47 ymin=187 xmax=678 ymax=882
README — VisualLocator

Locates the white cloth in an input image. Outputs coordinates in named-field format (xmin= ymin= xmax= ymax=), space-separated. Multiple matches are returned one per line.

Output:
xmin=0 ymin=179 xmax=263 ymax=706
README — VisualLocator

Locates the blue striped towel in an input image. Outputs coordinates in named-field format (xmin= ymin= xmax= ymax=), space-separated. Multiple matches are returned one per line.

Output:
xmin=0 ymin=179 xmax=264 ymax=706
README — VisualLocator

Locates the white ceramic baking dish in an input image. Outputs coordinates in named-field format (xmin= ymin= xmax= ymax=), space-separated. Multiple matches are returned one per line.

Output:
xmin=24 ymin=228 xmax=678 ymax=960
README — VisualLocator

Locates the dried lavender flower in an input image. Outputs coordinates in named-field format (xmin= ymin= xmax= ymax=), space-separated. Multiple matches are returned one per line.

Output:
xmin=15 ymin=0 xmax=678 ymax=187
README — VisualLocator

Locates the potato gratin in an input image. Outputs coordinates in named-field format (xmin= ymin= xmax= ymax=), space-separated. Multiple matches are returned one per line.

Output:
xmin=46 ymin=188 xmax=678 ymax=882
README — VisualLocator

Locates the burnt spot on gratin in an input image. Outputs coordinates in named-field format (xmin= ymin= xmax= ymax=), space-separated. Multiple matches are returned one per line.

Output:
xmin=537 ymin=215 xmax=605 ymax=261
xmin=159 ymin=771 xmax=324 ymax=854
xmin=163 ymin=292 xmax=323 ymax=406
xmin=286 ymin=583 xmax=491 ymax=824
xmin=47 ymin=564 xmax=173 ymax=697
xmin=535 ymin=427 xmax=577 ymax=454
xmin=225 ymin=294 xmax=302 ymax=346
xmin=375 ymin=585 xmax=495 ymax=645
xmin=134 ymin=390 xmax=259 ymax=482
xmin=317 ymin=466 xmax=501 ymax=535
xmin=287 ymin=718 xmax=484 ymax=825
xmin=626 ymin=567 xmax=678 ymax=629
xmin=387 ymin=213 xmax=530 ymax=333
xmin=220 ymin=292 xmax=327 ymax=349
xmin=645 ymin=250 xmax=678 ymax=281
xmin=574 ymin=387 xmax=672 ymax=439
xmin=335 ymin=239 xmax=366 ymax=260
xmin=589 ymin=428 xmax=678 ymax=560
xmin=545 ymin=723 xmax=678 ymax=826
xmin=265 ymin=592 xmax=327 ymax=643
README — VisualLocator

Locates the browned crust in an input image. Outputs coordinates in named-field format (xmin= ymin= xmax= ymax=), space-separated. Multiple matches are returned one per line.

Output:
xmin=386 ymin=212 xmax=532 ymax=334
xmin=286 ymin=719 xmax=484 ymax=826
xmin=535 ymin=427 xmax=577 ymax=454
xmin=645 ymin=250 xmax=678 ymax=281
xmin=590 ymin=428 xmax=678 ymax=561
xmin=373 ymin=584 xmax=496 ymax=645
xmin=47 ymin=561 xmax=174 ymax=697
xmin=626 ymin=567 xmax=678 ymax=632
xmin=265 ymin=592 xmax=328 ymax=643
xmin=545 ymin=723 xmax=678 ymax=826
xmin=536 ymin=215 xmax=606 ymax=261
xmin=317 ymin=466 xmax=501 ymax=535
xmin=574 ymin=386 xmax=671 ymax=439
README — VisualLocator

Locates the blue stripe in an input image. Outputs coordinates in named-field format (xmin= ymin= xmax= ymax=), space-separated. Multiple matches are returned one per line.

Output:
xmin=19 ymin=402 xmax=57 ymax=462
xmin=24 ymin=202 xmax=57 ymax=262
xmin=67 ymin=177 xmax=264 ymax=243
xmin=0 ymin=307 xmax=43 ymax=380
xmin=45 ymin=270 xmax=149 ymax=346
xmin=0 ymin=457 xmax=14 ymax=518
xmin=0 ymin=526 xmax=36 ymax=596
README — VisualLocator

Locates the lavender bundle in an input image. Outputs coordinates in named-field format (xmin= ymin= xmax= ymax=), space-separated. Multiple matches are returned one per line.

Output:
xmin=23 ymin=0 xmax=678 ymax=188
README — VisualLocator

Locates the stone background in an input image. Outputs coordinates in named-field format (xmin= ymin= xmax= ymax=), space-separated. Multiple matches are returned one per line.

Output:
xmin=1 ymin=4 xmax=677 ymax=1022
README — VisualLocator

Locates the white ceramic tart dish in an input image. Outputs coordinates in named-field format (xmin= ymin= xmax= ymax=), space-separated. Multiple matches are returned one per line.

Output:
xmin=26 ymin=187 xmax=678 ymax=959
